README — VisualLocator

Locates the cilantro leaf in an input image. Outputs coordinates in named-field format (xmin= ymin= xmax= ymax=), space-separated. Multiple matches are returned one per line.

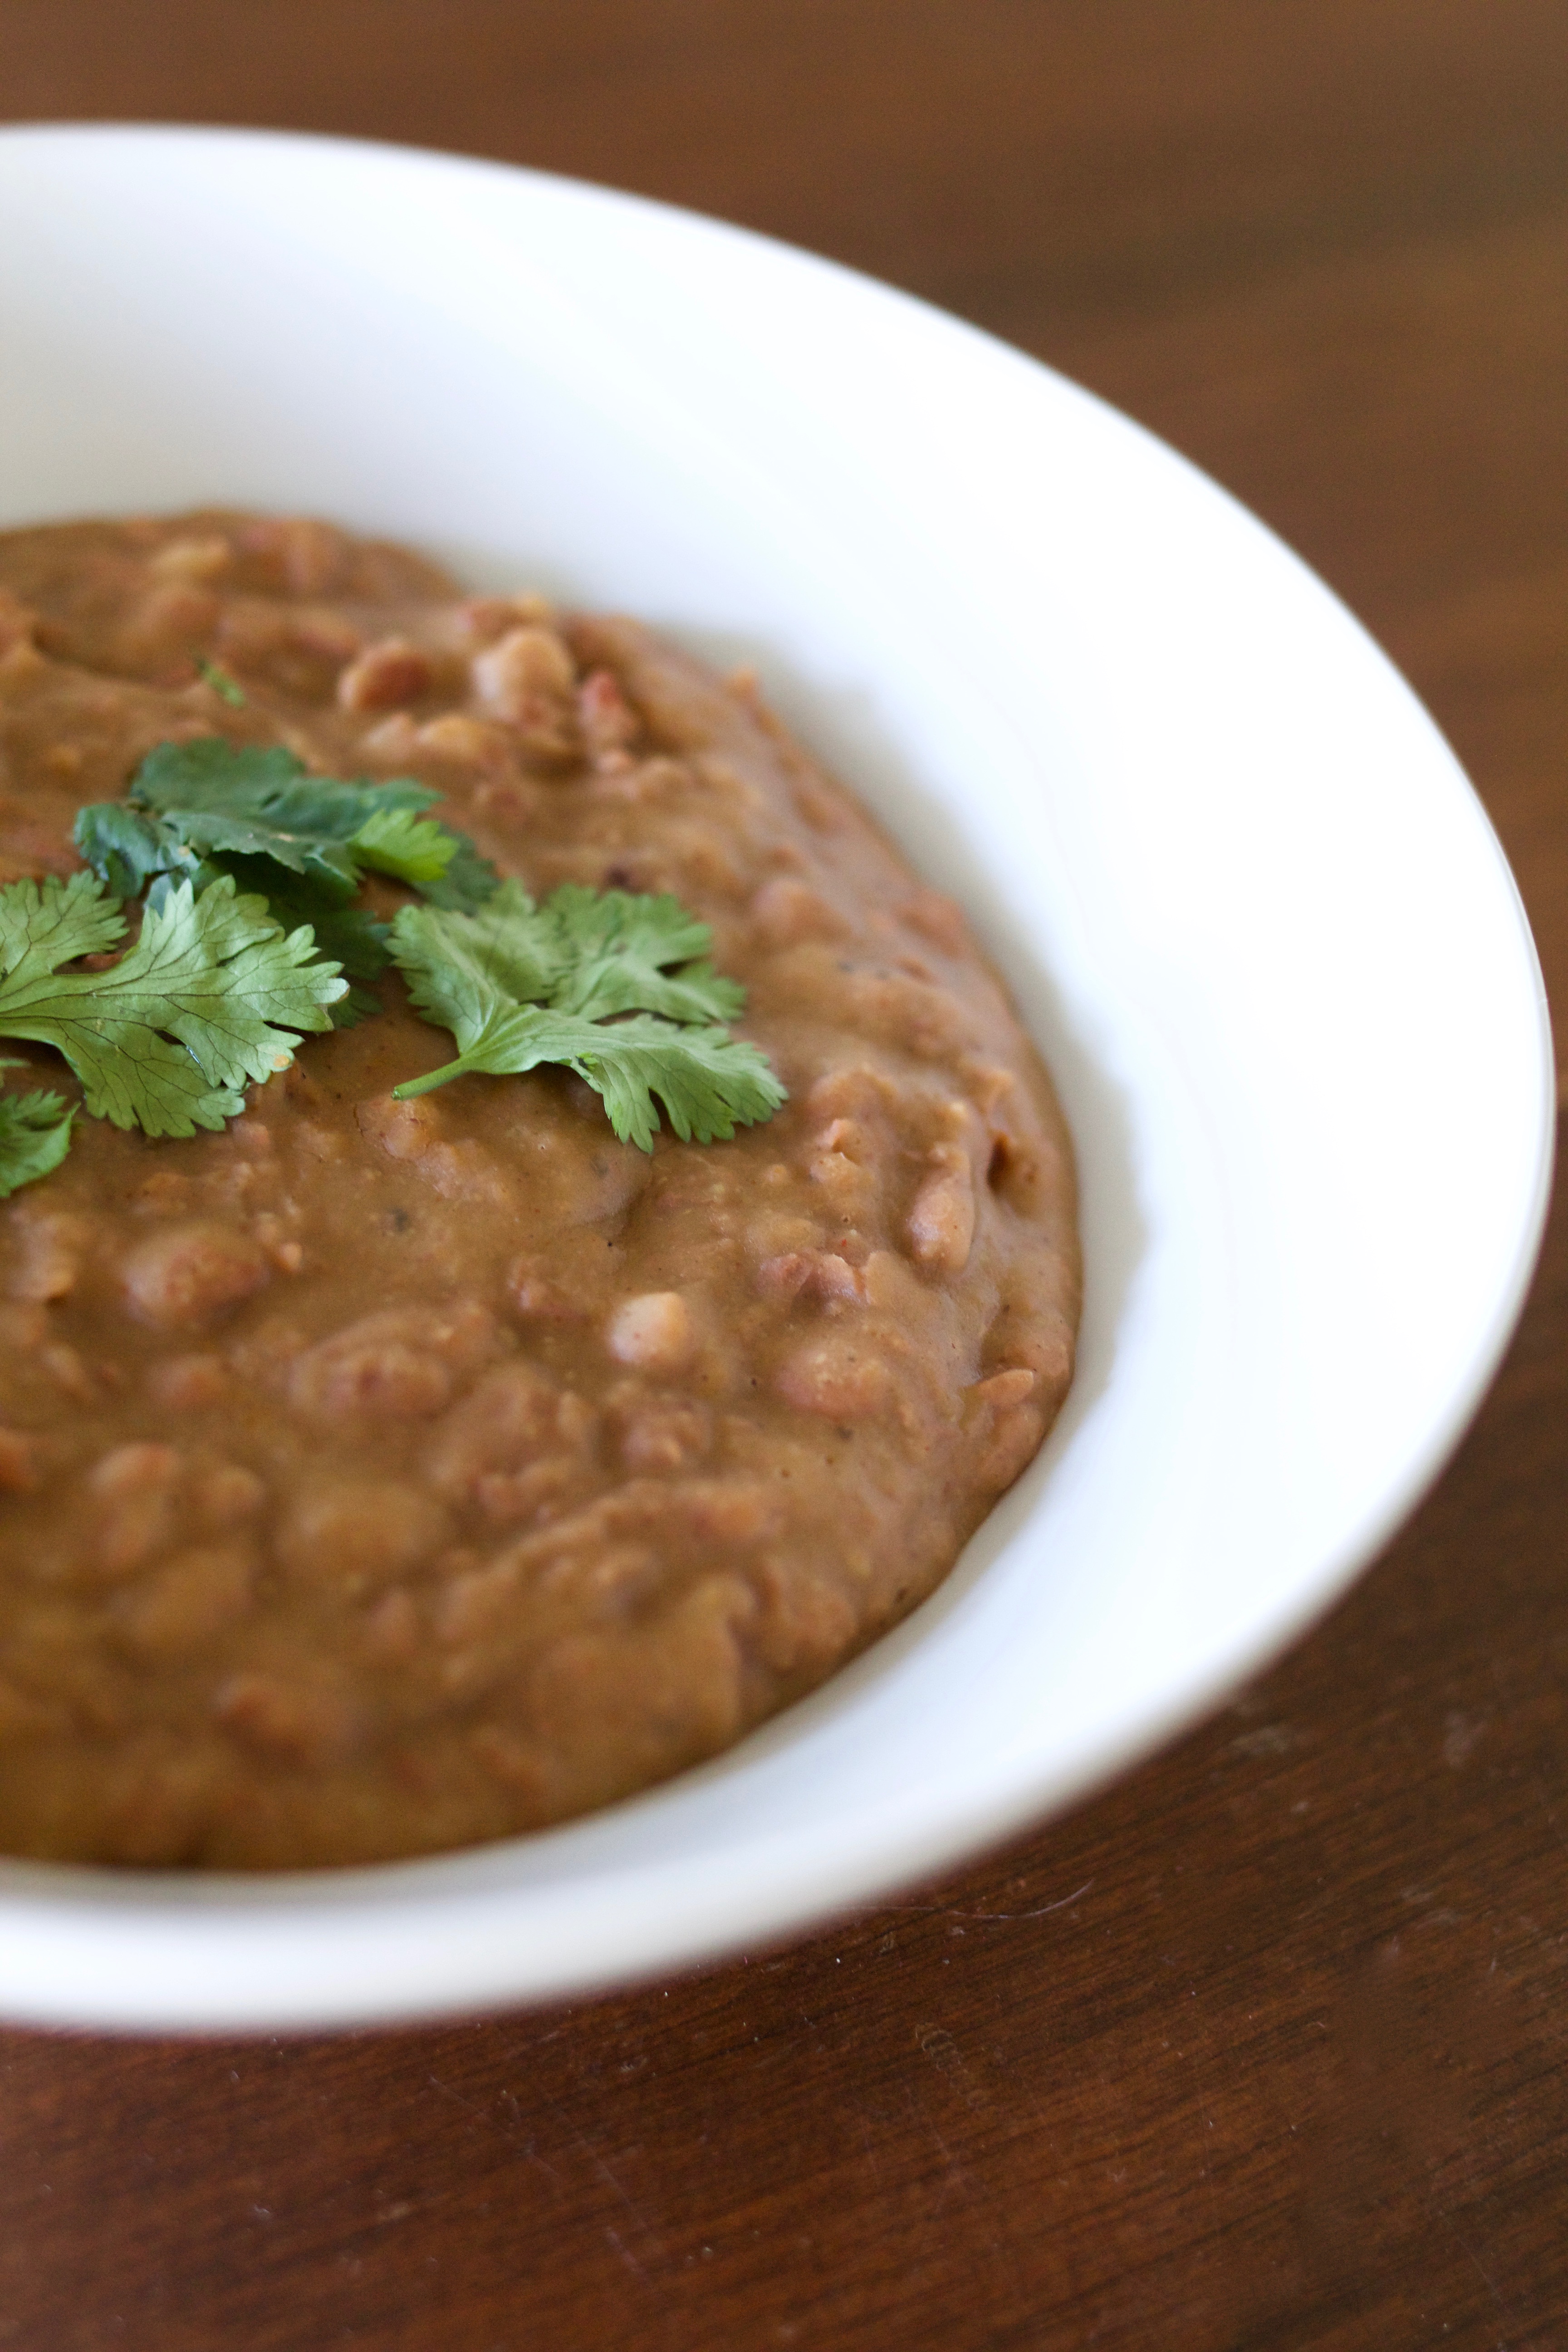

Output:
xmin=0 ymin=1086 xmax=76 ymax=1198
xmin=391 ymin=882 xmax=571 ymax=1028
xmin=404 ymin=826 xmax=499 ymax=915
xmin=206 ymin=859 xmax=390 ymax=1028
xmin=72 ymin=803 xmax=200 ymax=902
xmin=386 ymin=885 xmax=785 ymax=1150
xmin=544 ymin=883 xmax=746 ymax=1025
xmin=75 ymin=801 xmax=392 ymax=1032
xmin=569 ymin=1017 xmax=784 ymax=1150
xmin=0 ymin=872 xmax=348 ymax=1138
xmin=393 ymin=997 xmax=783 ymax=1152
xmin=131 ymin=740 xmax=369 ymax=897
xmin=125 ymin=739 xmax=500 ymax=910
xmin=206 ymin=860 xmax=390 ymax=982
xmin=0 ymin=867 xmax=128 ymax=972
xmin=72 ymin=738 xmax=502 ymax=1034
xmin=133 ymin=738 xmax=411 ymax=838
xmin=349 ymin=804 xmax=459 ymax=887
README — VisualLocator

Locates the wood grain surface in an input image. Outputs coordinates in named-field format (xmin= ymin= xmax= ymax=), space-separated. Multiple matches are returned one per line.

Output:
xmin=2 ymin=4 xmax=1566 ymax=2345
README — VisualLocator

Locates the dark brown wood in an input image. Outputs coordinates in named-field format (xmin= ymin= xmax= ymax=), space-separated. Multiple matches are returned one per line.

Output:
xmin=2 ymin=5 xmax=1565 ymax=2344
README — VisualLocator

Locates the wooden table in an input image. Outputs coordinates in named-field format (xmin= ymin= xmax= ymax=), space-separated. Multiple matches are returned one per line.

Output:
xmin=3 ymin=5 xmax=1565 ymax=2343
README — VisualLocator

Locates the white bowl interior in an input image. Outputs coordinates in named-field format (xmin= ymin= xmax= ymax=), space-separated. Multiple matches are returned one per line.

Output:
xmin=0 ymin=126 xmax=1552 ymax=2031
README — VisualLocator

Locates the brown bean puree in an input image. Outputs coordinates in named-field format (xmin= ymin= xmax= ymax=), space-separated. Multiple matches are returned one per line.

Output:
xmin=0 ymin=512 xmax=1079 ymax=1868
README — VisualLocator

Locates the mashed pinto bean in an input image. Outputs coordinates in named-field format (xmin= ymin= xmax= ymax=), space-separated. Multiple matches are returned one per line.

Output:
xmin=0 ymin=512 xmax=1080 ymax=1868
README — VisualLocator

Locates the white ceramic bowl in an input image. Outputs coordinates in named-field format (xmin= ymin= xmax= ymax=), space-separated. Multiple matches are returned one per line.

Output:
xmin=0 ymin=125 xmax=1552 ymax=2033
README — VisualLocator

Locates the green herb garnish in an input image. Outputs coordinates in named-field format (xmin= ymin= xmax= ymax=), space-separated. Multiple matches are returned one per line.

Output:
xmin=72 ymin=738 xmax=501 ymax=1029
xmin=388 ymin=882 xmax=785 ymax=1150
xmin=0 ymin=735 xmax=782 ymax=1196
xmin=0 ymin=1073 xmax=76 ymax=1199
xmin=204 ymin=863 xmax=390 ymax=1029
xmin=76 ymin=737 xmax=497 ymax=911
xmin=196 ymin=658 xmax=247 ymax=707
xmin=0 ymin=870 xmax=346 ymax=1138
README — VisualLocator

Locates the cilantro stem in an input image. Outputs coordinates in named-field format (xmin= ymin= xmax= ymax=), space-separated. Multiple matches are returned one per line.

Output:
xmin=197 ymin=658 xmax=247 ymax=707
xmin=391 ymin=1058 xmax=474 ymax=1099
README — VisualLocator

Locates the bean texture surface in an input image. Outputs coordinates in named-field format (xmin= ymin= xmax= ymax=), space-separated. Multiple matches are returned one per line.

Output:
xmin=0 ymin=512 xmax=1079 ymax=1867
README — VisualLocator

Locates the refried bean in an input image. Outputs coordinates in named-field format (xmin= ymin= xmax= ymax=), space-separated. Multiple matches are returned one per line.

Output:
xmin=0 ymin=511 xmax=1080 ymax=1868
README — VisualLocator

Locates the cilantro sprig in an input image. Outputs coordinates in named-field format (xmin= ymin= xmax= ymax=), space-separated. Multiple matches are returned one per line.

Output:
xmin=389 ymin=882 xmax=785 ymax=1151
xmin=72 ymin=738 xmax=500 ymax=1026
xmin=0 ymin=871 xmax=346 ymax=1138
xmin=0 ymin=731 xmax=783 ymax=1196
xmin=122 ymin=738 xmax=498 ymax=908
